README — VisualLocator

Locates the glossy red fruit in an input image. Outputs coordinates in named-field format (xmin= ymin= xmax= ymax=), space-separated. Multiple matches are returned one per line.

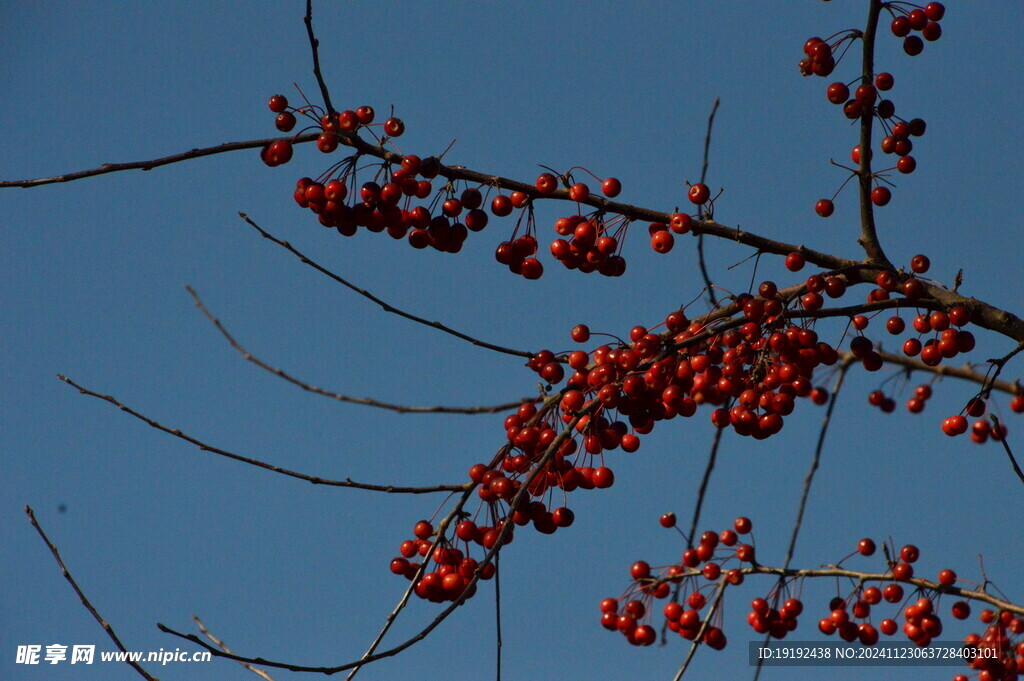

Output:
xmin=651 ymin=230 xmax=675 ymax=254
xmin=490 ymin=195 xmax=513 ymax=217
xmin=263 ymin=139 xmax=293 ymax=166
xmin=687 ymin=183 xmax=710 ymax=205
xmin=535 ymin=172 xmax=558 ymax=195
xmin=268 ymin=94 xmax=288 ymax=112
xmin=275 ymin=112 xmax=296 ymax=132
xmin=384 ymin=117 xmax=405 ymax=137
xmin=785 ymin=252 xmax=805 ymax=272
xmin=601 ymin=177 xmax=621 ymax=197
xmin=569 ymin=183 xmax=590 ymax=202
xmin=871 ymin=186 xmax=891 ymax=206
xmin=942 ymin=415 xmax=967 ymax=436
xmin=858 ymin=538 xmax=876 ymax=556
xmin=925 ymin=2 xmax=945 ymax=21
xmin=826 ymin=82 xmax=849 ymax=104
xmin=670 ymin=213 xmax=692 ymax=234
xmin=815 ymin=199 xmax=834 ymax=217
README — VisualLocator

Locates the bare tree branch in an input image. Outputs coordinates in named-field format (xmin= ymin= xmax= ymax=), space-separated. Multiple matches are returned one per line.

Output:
xmin=192 ymin=615 xmax=276 ymax=681
xmin=990 ymin=415 xmax=1024 ymax=488
xmin=782 ymin=359 xmax=853 ymax=571
xmin=0 ymin=134 xmax=317 ymax=188
xmin=696 ymin=98 xmax=721 ymax=309
xmin=645 ymin=564 xmax=1024 ymax=616
xmin=186 ymin=286 xmax=539 ymax=414
xmin=303 ymin=0 xmax=335 ymax=118
xmin=672 ymin=579 xmax=726 ymax=681
xmin=856 ymin=0 xmax=889 ymax=264
xmin=239 ymin=213 xmax=539 ymax=360
xmin=25 ymin=506 xmax=160 ymax=681
xmin=58 ymin=375 xmax=469 ymax=494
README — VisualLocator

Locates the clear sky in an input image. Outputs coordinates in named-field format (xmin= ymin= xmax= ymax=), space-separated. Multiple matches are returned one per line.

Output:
xmin=4 ymin=2 xmax=1024 ymax=681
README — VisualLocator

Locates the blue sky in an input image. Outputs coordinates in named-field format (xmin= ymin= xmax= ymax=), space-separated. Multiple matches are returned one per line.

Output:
xmin=3 ymin=2 xmax=1024 ymax=681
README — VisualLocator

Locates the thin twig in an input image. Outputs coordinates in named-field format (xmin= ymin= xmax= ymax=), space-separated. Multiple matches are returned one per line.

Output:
xmin=303 ymin=0 xmax=335 ymax=117
xmin=494 ymin=551 xmax=503 ymax=681
xmin=781 ymin=359 xmax=852 ymax=571
xmin=643 ymin=563 xmax=1024 ymax=615
xmin=687 ymin=427 xmax=723 ymax=549
xmin=239 ymin=213 xmax=537 ymax=360
xmin=192 ymin=615 xmax=275 ymax=681
xmin=672 ymin=579 xmax=726 ymax=681
xmin=696 ymin=98 xmax=721 ymax=308
xmin=25 ymin=506 xmax=160 ymax=681
xmin=58 ymin=375 xmax=469 ymax=494
xmin=0 ymin=135 xmax=317 ymax=188
xmin=752 ymin=359 xmax=852 ymax=681
xmin=859 ymin=349 xmax=1022 ymax=396
xmin=158 ymin=402 xmax=591 ymax=676
xmin=980 ymin=341 xmax=1024 ymax=399
xmin=186 ymin=286 xmax=538 ymax=414
xmin=342 ymin=403 xmax=589 ymax=680
xmin=661 ymin=427 xmax=723 ymax=644
xmin=990 ymin=415 xmax=1024 ymax=487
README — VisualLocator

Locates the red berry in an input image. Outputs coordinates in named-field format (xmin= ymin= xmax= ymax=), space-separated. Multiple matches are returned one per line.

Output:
xmin=535 ymin=173 xmax=558 ymax=195
xmin=670 ymin=213 xmax=692 ymax=234
xmin=651 ymin=230 xmax=675 ymax=254
xmin=491 ymin=195 xmax=513 ymax=217
xmin=871 ymin=186 xmax=891 ymax=206
xmin=903 ymin=36 xmax=924 ymax=56
xmin=826 ymin=82 xmax=849 ymax=104
xmin=687 ymin=183 xmax=710 ymax=205
xmin=925 ymin=3 xmax=945 ymax=21
xmin=942 ymin=415 xmax=968 ymax=436
xmin=858 ymin=538 xmax=876 ymax=556
xmin=785 ymin=252 xmax=805 ymax=272
xmin=815 ymin=199 xmax=834 ymax=217
xmin=355 ymin=105 xmax=375 ymax=125
xmin=569 ymin=183 xmax=590 ymax=202
xmin=263 ymin=139 xmax=293 ymax=166
xmin=384 ymin=117 xmax=405 ymax=137
xmin=268 ymin=94 xmax=288 ymax=112
xmin=875 ymin=72 xmax=894 ymax=91
xmin=601 ymin=177 xmax=622 ymax=197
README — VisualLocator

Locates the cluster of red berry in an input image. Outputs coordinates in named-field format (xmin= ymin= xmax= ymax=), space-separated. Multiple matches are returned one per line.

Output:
xmin=810 ymin=4 xmax=944 ymax=217
xmin=890 ymin=2 xmax=946 ymax=56
xmin=600 ymin=516 xmax=755 ymax=648
xmin=389 ymin=518 xmax=496 ymax=603
xmin=261 ymin=90 xmax=723 ymax=279
xmin=959 ymin=610 xmax=1024 ymax=681
xmin=604 ymin=517 xmax=1024 ymax=680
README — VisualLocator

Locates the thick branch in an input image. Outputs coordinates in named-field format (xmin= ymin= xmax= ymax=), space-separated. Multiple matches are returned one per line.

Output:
xmin=856 ymin=0 xmax=889 ymax=264
xmin=58 ymin=375 xmax=468 ymax=494
xmin=26 ymin=506 xmax=160 ymax=681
